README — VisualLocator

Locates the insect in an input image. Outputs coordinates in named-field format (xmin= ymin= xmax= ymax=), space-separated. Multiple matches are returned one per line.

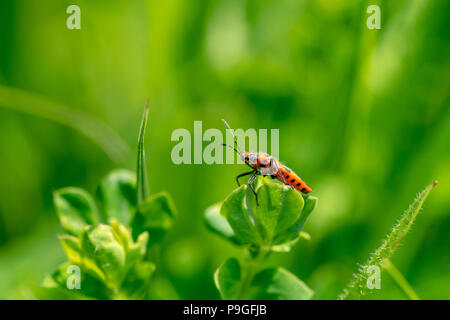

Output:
xmin=221 ymin=119 xmax=313 ymax=206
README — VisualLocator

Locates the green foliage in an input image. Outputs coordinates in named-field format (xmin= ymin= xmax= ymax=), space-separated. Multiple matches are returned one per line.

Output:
xmin=206 ymin=178 xmax=317 ymax=300
xmin=215 ymin=258 xmax=313 ymax=300
xmin=207 ymin=178 xmax=318 ymax=252
xmin=42 ymin=106 xmax=176 ymax=299
xmin=43 ymin=177 xmax=153 ymax=299
xmin=340 ymin=181 xmax=438 ymax=300
xmin=137 ymin=102 xmax=150 ymax=204
xmin=251 ymin=267 xmax=314 ymax=300
xmin=204 ymin=204 xmax=241 ymax=245
xmin=53 ymin=187 xmax=99 ymax=236
xmin=132 ymin=192 xmax=177 ymax=246
xmin=97 ymin=170 xmax=137 ymax=226
xmin=214 ymin=258 xmax=241 ymax=299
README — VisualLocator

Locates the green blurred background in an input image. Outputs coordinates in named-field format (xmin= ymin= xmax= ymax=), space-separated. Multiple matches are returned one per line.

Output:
xmin=0 ymin=0 xmax=448 ymax=299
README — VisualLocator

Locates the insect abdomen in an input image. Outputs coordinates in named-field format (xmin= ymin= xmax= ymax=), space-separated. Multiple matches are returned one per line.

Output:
xmin=277 ymin=165 xmax=313 ymax=193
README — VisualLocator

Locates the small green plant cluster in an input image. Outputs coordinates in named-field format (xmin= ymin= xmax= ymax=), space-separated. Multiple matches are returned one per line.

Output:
xmin=205 ymin=178 xmax=318 ymax=300
xmin=42 ymin=105 xmax=176 ymax=299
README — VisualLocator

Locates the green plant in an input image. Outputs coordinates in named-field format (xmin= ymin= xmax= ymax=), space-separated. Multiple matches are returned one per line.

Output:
xmin=340 ymin=181 xmax=438 ymax=300
xmin=41 ymin=104 xmax=176 ymax=299
xmin=205 ymin=178 xmax=318 ymax=300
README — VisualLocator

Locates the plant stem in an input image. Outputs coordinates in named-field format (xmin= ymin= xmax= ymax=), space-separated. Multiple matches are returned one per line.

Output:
xmin=383 ymin=259 xmax=420 ymax=300
xmin=238 ymin=246 xmax=269 ymax=299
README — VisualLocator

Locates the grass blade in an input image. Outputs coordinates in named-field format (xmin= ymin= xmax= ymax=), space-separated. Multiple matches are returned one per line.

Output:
xmin=383 ymin=258 xmax=420 ymax=300
xmin=0 ymin=84 xmax=130 ymax=163
xmin=339 ymin=181 xmax=438 ymax=300
xmin=137 ymin=101 xmax=150 ymax=205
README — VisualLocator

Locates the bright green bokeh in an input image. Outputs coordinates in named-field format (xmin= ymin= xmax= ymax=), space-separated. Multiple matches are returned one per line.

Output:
xmin=0 ymin=0 xmax=448 ymax=299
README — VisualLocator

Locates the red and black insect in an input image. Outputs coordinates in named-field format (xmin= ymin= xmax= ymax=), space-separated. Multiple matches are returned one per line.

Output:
xmin=221 ymin=119 xmax=313 ymax=206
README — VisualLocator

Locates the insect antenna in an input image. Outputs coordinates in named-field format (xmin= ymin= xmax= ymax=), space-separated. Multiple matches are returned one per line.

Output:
xmin=222 ymin=119 xmax=243 ymax=156
xmin=221 ymin=143 xmax=241 ymax=156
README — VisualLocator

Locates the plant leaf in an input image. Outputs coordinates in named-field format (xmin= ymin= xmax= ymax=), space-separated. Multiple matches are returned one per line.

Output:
xmin=121 ymin=262 xmax=156 ymax=299
xmin=59 ymin=235 xmax=83 ymax=265
xmin=110 ymin=218 xmax=149 ymax=269
xmin=80 ymin=224 xmax=126 ymax=290
xmin=220 ymin=186 xmax=262 ymax=245
xmin=204 ymin=203 xmax=242 ymax=245
xmin=339 ymin=181 xmax=438 ymax=300
xmin=132 ymin=191 xmax=176 ymax=245
xmin=255 ymin=183 xmax=304 ymax=243
xmin=218 ymin=180 xmax=312 ymax=249
xmin=214 ymin=259 xmax=314 ymax=300
xmin=137 ymin=102 xmax=150 ymax=205
xmin=214 ymin=258 xmax=242 ymax=300
xmin=53 ymin=187 xmax=99 ymax=236
xmin=273 ymin=195 xmax=318 ymax=247
xmin=97 ymin=169 xmax=137 ymax=226
xmin=250 ymin=267 xmax=314 ymax=300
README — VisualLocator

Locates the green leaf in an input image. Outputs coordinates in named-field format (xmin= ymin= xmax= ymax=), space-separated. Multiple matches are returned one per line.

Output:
xmin=218 ymin=180 xmax=312 ymax=249
xmin=80 ymin=224 xmax=126 ymax=290
xmin=53 ymin=187 xmax=99 ymax=236
xmin=214 ymin=258 xmax=242 ymax=300
xmin=214 ymin=258 xmax=314 ymax=300
xmin=296 ymin=195 xmax=318 ymax=231
xmin=59 ymin=235 xmax=83 ymax=265
xmin=339 ymin=181 xmax=438 ymax=300
xmin=54 ymin=221 xmax=149 ymax=298
xmin=97 ymin=169 xmax=137 ymax=226
xmin=121 ymin=262 xmax=156 ymax=299
xmin=132 ymin=191 xmax=176 ymax=245
xmin=273 ymin=195 xmax=318 ymax=247
xmin=255 ymin=183 xmax=304 ymax=243
xmin=250 ymin=267 xmax=314 ymax=300
xmin=110 ymin=219 xmax=149 ymax=269
xmin=204 ymin=203 xmax=242 ymax=245
xmin=220 ymin=186 xmax=262 ymax=245
xmin=137 ymin=102 xmax=150 ymax=205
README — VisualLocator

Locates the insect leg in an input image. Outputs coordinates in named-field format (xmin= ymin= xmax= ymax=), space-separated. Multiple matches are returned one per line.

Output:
xmin=244 ymin=161 xmax=255 ymax=170
xmin=236 ymin=170 xmax=255 ymax=187
xmin=247 ymin=172 xmax=259 ymax=206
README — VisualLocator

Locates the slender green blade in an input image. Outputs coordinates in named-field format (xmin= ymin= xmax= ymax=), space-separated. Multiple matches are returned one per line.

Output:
xmin=0 ymin=84 xmax=130 ymax=163
xmin=340 ymin=181 xmax=438 ymax=300
xmin=137 ymin=101 xmax=150 ymax=205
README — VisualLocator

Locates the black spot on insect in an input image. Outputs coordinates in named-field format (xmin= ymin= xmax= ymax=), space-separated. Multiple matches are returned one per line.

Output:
xmin=290 ymin=179 xmax=295 ymax=183
xmin=285 ymin=175 xmax=290 ymax=179
xmin=301 ymin=187 xmax=307 ymax=192
xmin=296 ymin=183 xmax=301 ymax=187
